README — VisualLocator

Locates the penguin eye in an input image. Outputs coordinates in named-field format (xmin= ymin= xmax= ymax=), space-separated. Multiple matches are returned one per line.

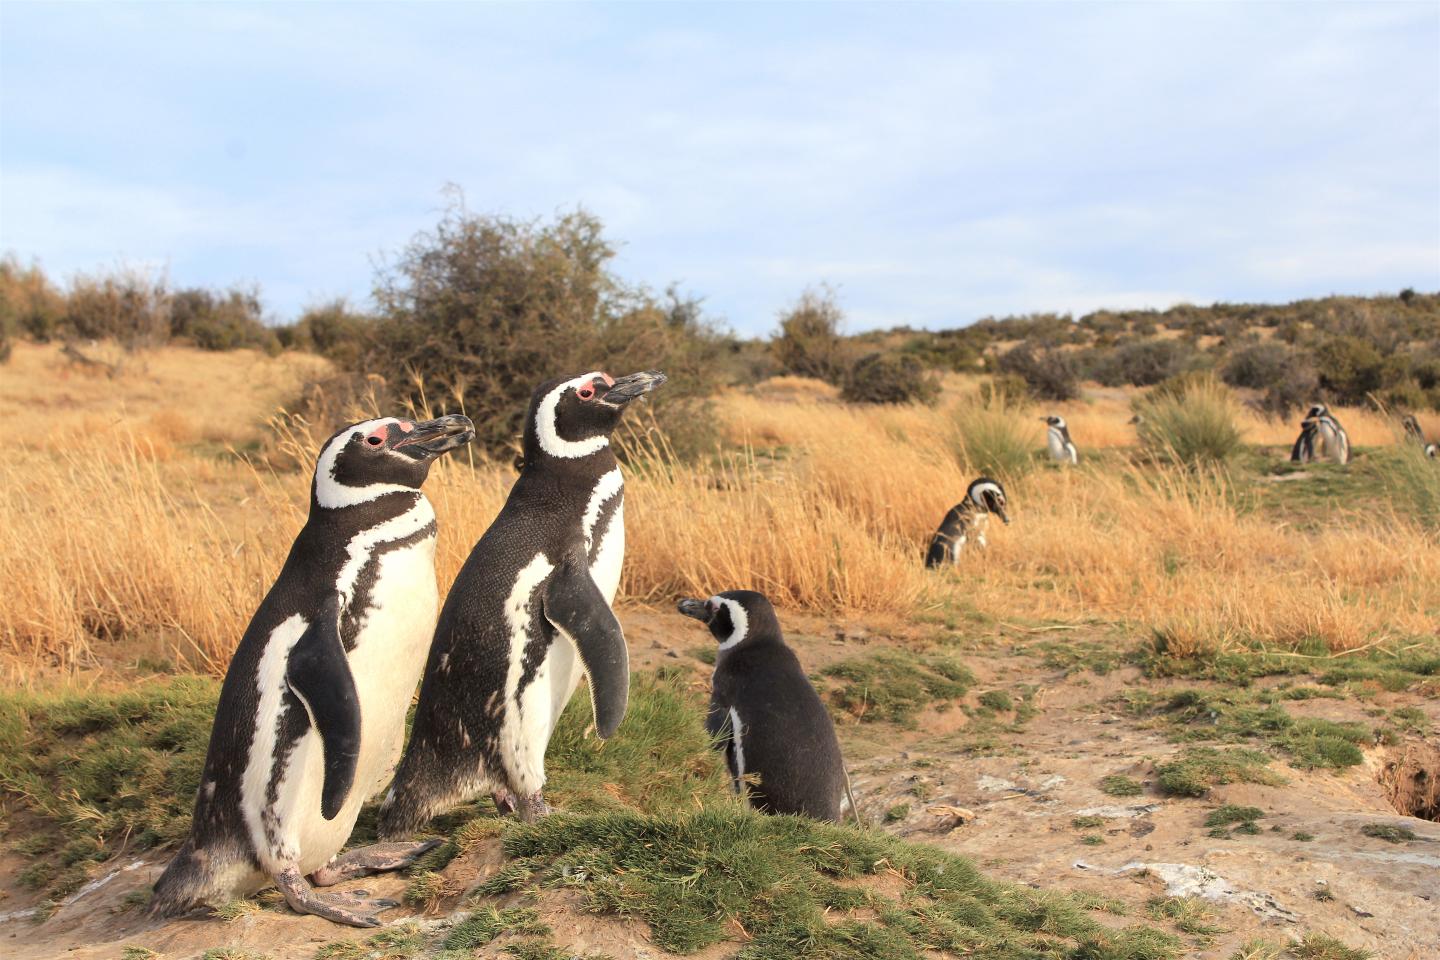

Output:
xmin=577 ymin=385 xmax=596 ymax=401
xmin=364 ymin=426 xmax=388 ymax=447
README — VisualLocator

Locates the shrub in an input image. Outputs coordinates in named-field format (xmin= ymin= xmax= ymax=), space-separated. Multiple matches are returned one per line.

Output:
xmin=771 ymin=286 xmax=850 ymax=380
xmin=0 ymin=254 xmax=66 ymax=343
xmin=169 ymin=285 xmax=276 ymax=352
xmin=840 ymin=352 xmax=939 ymax=405
xmin=995 ymin=341 xmax=1079 ymax=401
xmin=1134 ymin=374 xmax=1246 ymax=464
xmin=276 ymin=298 xmax=376 ymax=367
xmin=1314 ymin=335 xmax=1388 ymax=405
xmin=1221 ymin=341 xmax=1319 ymax=417
xmin=357 ymin=198 xmax=726 ymax=457
xmin=64 ymin=266 xmax=171 ymax=350
xmin=1087 ymin=338 xmax=1200 ymax=387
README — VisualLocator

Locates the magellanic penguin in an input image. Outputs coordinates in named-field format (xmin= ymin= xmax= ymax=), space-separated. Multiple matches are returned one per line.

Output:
xmin=150 ymin=414 xmax=475 ymax=927
xmin=677 ymin=591 xmax=847 ymax=821
xmin=1042 ymin=415 xmax=1079 ymax=464
xmin=924 ymin=477 xmax=1010 ymax=568
xmin=379 ymin=370 xmax=666 ymax=834
xmin=1291 ymin=404 xmax=1350 ymax=464
xmin=1402 ymin=414 xmax=1438 ymax=458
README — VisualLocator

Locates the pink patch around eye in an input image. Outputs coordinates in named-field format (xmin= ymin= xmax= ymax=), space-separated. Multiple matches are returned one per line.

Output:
xmin=397 ymin=420 xmax=414 ymax=433
xmin=366 ymin=425 xmax=389 ymax=443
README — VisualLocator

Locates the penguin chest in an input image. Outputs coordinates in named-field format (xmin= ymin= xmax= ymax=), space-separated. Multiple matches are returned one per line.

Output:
xmin=249 ymin=536 xmax=439 ymax=873
xmin=344 ymin=534 xmax=441 ymax=794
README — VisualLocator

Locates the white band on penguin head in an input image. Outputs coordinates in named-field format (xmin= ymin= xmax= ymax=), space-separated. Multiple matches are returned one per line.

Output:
xmin=314 ymin=417 xmax=414 ymax=508
xmin=713 ymin=596 xmax=749 ymax=652
xmin=536 ymin=372 xmax=610 ymax=459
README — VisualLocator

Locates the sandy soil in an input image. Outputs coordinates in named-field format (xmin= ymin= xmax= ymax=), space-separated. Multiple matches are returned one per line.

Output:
xmin=3 ymin=606 xmax=1436 ymax=960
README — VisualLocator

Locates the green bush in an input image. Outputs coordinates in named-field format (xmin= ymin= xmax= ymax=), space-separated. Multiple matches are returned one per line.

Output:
xmin=995 ymin=341 xmax=1079 ymax=401
xmin=357 ymin=199 xmax=727 ymax=457
xmin=840 ymin=352 xmax=939 ymax=405
xmin=1086 ymin=338 xmax=1201 ymax=387
xmin=1134 ymin=374 xmax=1246 ymax=465
xmin=1221 ymin=341 xmax=1319 ymax=416
xmin=770 ymin=286 xmax=850 ymax=380
xmin=64 ymin=267 xmax=171 ymax=350
xmin=169 ymin=285 xmax=276 ymax=352
xmin=1314 ymin=335 xmax=1388 ymax=405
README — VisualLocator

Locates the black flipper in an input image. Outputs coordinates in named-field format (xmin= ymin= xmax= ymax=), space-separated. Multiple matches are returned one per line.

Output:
xmin=286 ymin=594 xmax=361 ymax=821
xmin=543 ymin=557 xmax=629 ymax=738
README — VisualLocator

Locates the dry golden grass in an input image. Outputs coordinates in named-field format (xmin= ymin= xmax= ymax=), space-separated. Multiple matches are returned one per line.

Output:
xmin=1 ymin=344 xmax=1435 ymax=679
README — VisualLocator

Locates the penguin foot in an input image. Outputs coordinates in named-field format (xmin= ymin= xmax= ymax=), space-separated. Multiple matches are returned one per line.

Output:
xmin=491 ymin=789 xmax=518 ymax=816
xmin=274 ymin=865 xmax=391 ymax=927
xmin=516 ymin=791 xmax=551 ymax=823
xmin=310 ymin=839 xmax=443 ymax=886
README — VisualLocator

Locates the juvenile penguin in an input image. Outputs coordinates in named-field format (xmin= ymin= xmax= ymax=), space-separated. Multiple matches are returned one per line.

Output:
xmin=925 ymin=477 xmax=1010 ymax=568
xmin=379 ymin=370 xmax=666 ymax=834
xmin=1292 ymin=404 xmax=1349 ymax=464
xmin=677 ymin=591 xmax=846 ymax=821
xmin=151 ymin=414 xmax=475 ymax=927
xmin=1042 ymin=415 xmax=1079 ymax=463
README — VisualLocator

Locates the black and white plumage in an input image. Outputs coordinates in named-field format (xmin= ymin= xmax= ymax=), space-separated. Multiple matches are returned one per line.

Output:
xmin=1291 ymin=404 xmax=1349 ymax=464
xmin=677 ymin=591 xmax=846 ymax=821
xmin=379 ymin=370 xmax=666 ymax=835
xmin=151 ymin=415 xmax=475 ymax=927
xmin=924 ymin=477 xmax=1010 ymax=568
xmin=1402 ymin=414 xmax=1438 ymax=458
xmin=1043 ymin=415 xmax=1079 ymax=464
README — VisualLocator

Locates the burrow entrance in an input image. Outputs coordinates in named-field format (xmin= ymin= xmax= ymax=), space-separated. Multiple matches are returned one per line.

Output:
xmin=1376 ymin=741 xmax=1440 ymax=821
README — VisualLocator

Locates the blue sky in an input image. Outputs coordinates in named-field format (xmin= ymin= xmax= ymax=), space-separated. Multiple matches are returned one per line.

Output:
xmin=2 ymin=2 xmax=1437 ymax=336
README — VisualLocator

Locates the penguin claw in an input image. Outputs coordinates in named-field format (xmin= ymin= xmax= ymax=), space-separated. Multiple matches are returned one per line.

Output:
xmin=310 ymin=840 xmax=443 ymax=886
xmin=516 ymin=792 xmax=551 ymax=823
xmin=491 ymin=789 xmax=518 ymax=816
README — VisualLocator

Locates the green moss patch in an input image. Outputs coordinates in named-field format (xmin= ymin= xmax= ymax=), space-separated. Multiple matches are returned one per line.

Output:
xmin=821 ymin=651 xmax=975 ymax=727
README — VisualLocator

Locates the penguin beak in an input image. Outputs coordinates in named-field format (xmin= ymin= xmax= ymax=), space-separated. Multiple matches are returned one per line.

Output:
xmin=393 ymin=415 xmax=475 ymax=459
xmin=602 ymin=370 xmax=667 ymax=407
xmin=676 ymin=598 xmax=713 ymax=623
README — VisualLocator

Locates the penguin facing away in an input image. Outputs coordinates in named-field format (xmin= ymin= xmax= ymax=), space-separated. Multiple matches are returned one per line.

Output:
xmin=925 ymin=477 xmax=1010 ymax=568
xmin=379 ymin=370 xmax=666 ymax=835
xmin=1290 ymin=417 xmax=1320 ymax=463
xmin=151 ymin=414 xmax=475 ymax=927
xmin=677 ymin=591 xmax=847 ymax=822
xmin=1042 ymin=415 xmax=1079 ymax=464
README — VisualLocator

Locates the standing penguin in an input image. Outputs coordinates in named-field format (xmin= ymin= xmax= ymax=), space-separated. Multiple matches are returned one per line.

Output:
xmin=150 ymin=414 xmax=475 ymax=927
xmin=676 ymin=591 xmax=847 ymax=821
xmin=924 ymin=477 xmax=1010 ymax=568
xmin=1292 ymin=404 xmax=1349 ymax=464
xmin=379 ymin=370 xmax=666 ymax=834
xmin=1042 ymin=415 xmax=1079 ymax=463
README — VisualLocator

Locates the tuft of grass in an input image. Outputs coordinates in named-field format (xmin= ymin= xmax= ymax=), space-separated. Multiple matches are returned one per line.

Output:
xmin=1228 ymin=939 xmax=1284 ymax=960
xmin=402 ymin=870 xmax=458 ymax=912
xmin=949 ymin=396 xmax=1040 ymax=482
xmin=1154 ymin=747 xmax=1283 ymax=797
xmin=1100 ymin=774 xmax=1144 ymax=797
xmin=1145 ymin=896 xmax=1225 ymax=938
xmin=976 ymin=689 xmax=1014 ymax=713
xmin=1360 ymin=822 xmax=1417 ymax=844
xmin=1203 ymin=805 xmax=1264 ymax=828
xmin=821 ymin=651 xmax=975 ymax=726
xmin=1134 ymin=374 xmax=1246 ymax=465
xmin=120 ymin=950 xmax=160 ymax=960
xmin=1072 ymin=815 xmax=1106 ymax=829
xmin=884 ymin=803 xmax=911 ymax=823
xmin=501 ymin=808 xmax=1182 ymax=958
xmin=1291 ymin=831 xmax=1315 ymax=842
xmin=1080 ymin=834 xmax=1105 ymax=846
xmin=443 ymin=906 xmax=550 ymax=949
xmin=1290 ymin=933 xmax=1372 ymax=960
xmin=315 ymin=924 xmax=428 ymax=960
xmin=212 ymin=898 xmax=262 ymax=922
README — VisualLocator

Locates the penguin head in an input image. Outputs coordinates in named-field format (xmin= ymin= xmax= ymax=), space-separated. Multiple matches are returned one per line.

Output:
xmin=1304 ymin=404 xmax=1329 ymax=420
xmin=523 ymin=370 xmax=667 ymax=465
xmin=313 ymin=414 xmax=475 ymax=509
xmin=1041 ymin=415 xmax=1067 ymax=429
xmin=677 ymin=590 xmax=781 ymax=652
xmin=966 ymin=477 xmax=1010 ymax=524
